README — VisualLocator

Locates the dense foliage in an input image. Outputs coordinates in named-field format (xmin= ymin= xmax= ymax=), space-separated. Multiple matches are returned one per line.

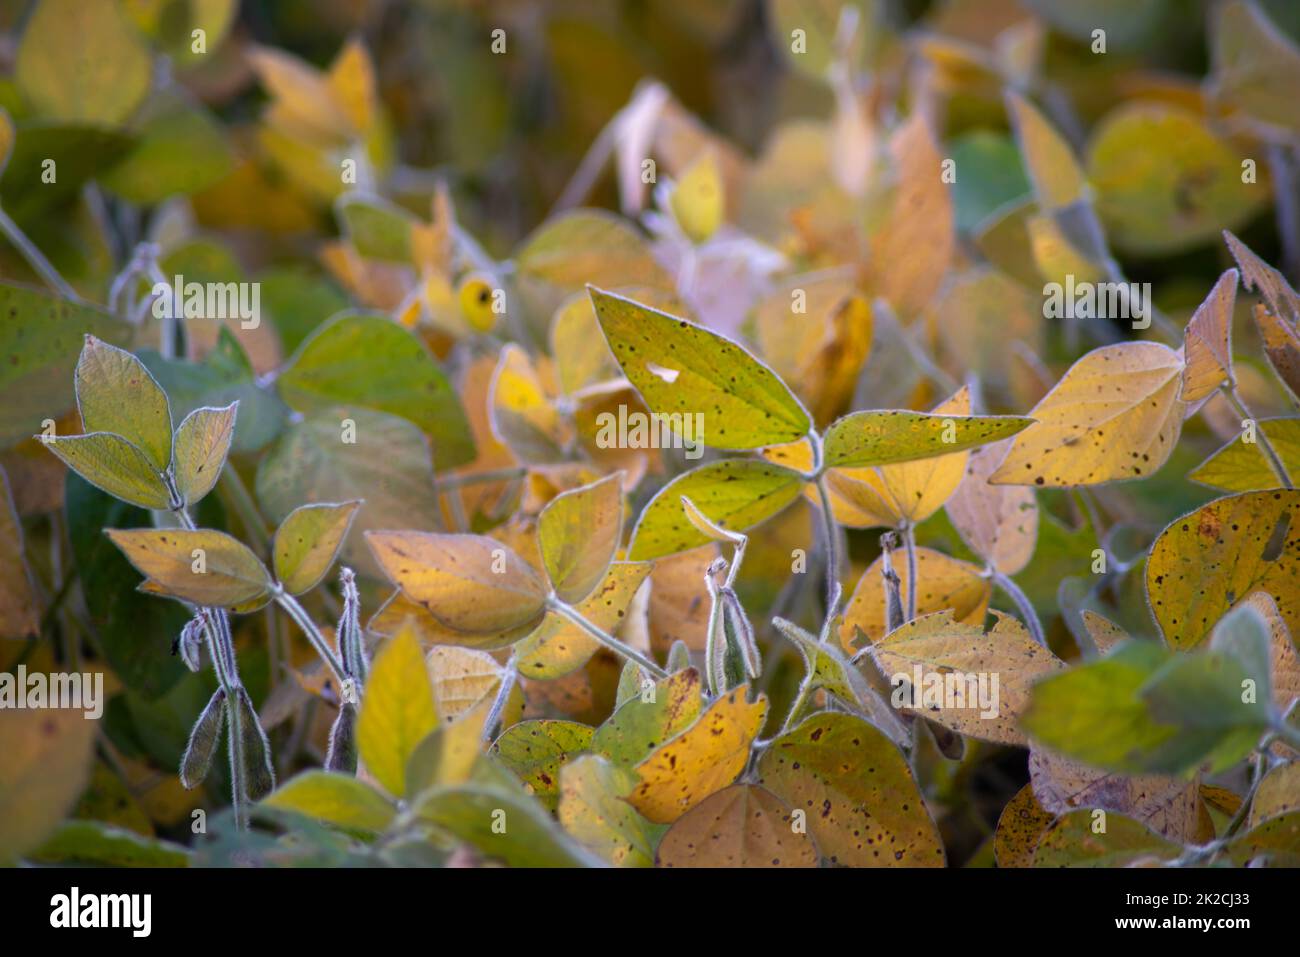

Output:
xmin=2 ymin=0 xmax=1300 ymax=868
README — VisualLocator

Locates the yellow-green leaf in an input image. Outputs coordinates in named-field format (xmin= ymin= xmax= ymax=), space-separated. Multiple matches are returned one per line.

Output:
xmin=492 ymin=720 xmax=594 ymax=811
xmin=671 ymin=151 xmax=724 ymax=243
xmin=538 ymin=472 xmax=623 ymax=603
xmin=44 ymin=433 xmax=171 ymax=510
xmin=272 ymin=501 xmax=361 ymax=595
xmin=1005 ymin=90 xmax=1086 ymax=211
xmin=993 ymin=783 xmax=1056 ymax=869
xmin=823 ymin=409 xmax=1032 ymax=469
xmin=593 ymin=668 xmax=704 ymax=768
xmin=106 ymin=528 xmax=273 ymax=608
xmin=628 ymin=459 xmax=803 ymax=561
xmin=590 ymin=287 xmax=811 ymax=449
xmin=366 ymin=531 xmax=549 ymax=636
xmin=262 ymin=770 xmax=395 ymax=833
xmin=1032 ymin=809 xmax=1180 ymax=867
xmin=558 ymin=754 xmax=661 ymax=867
xmin=990 ymin=342 xmax=1185 ymax=488
xmin=356 ymin=625 xmax=438 ymax=799
xmin=172 ymin=403 xmax=237 ymax=508
xmin=16 ymin=0 xmax=152 ymax=126
xmin=757 ymin=711 xmax=945 ymax=867
xmin=75 ymin=336 xmax=173 ymax=471
xmin=1188 ymin=418 xmax=1300 ymax=493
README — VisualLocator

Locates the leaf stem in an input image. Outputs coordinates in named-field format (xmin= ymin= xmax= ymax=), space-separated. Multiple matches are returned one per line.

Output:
xmin=549 ymin=599 xmax=667 ymax=679
xmin=1220 ymin=385 xmax=1294 ymax=489
xmin=273 ymin=589 xmax=348 ymax=687
xmin=0 ymin=203 xmax=80 ymax=301
xmin=990 ymin=570 xmax=1047 ymax=648
xmin=900 ymin=522 xmax=918 ymax=622
xmin=814 ymin=474 xmax=841 ymax=618
xmin=481 ymin=664 xmax=517 ymax=742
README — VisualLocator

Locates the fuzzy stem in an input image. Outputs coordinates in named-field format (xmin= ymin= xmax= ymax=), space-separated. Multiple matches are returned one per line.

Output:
xmin=549 ymin=599 xmax=667 ymax=678
xmin=481 ymin=665 xmax=517 ymax=742
xmin=814 ymin=476 xmax=841 ymax=616
xmin=0 ymin=204 xmax=80 ymax=301
xmin=274 ymin=590 xmax=348 ymax=687
xmin=1221 ymin=385 xmax=1294 ymax=489
xmin=900 ymin=522 xmax=919 ymax=622
xmin=991 ymin=570 xmax=1047 ymax=647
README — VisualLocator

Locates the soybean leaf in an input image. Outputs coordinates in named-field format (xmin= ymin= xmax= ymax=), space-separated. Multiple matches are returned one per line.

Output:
xmin=1224 ymin=229 xmax=1300 ymax=325
xmin=106 ymin=528 xmax=274 ymax=610
xmin=823 ymin=409 xmax=1032 ymax=470
xmin=44 ymin=433 xmax=171 ymax=510
xmin=627 ymin=685 xmax=766 ymax=824
xmin=757 ymin=711 xmax=945 ymax=867
xmin=589 ymin=286 xmax=811 ymax=449
xmin=0 ymin=287 xmax=130 ymax=448
xmin=272 ymin=501 xmax=361 ymax=595
xmin=492 ymin=720 xmax=594 ymax=811
xmin=628 ymin=459 xmax=804 ymax=561
xmin=839 ymin=547 xmax=991 ymax=648
xmin=75 ymin=336 xmax=173 ymax=472
xmin=945 ymin=440 xmax=1039 ymax=574
xmin=355 ymin=625 xmax=438 ymax=799
xmin=0 ymin=467 xmax=38 ymax=638
xmin=592 ymin=668 xmax=704 ymax=768
xmin=866 ymin=610 xmax=1066 ymax=745
xmin=262 ymin=771 xmax=395 ymax=834
xmin=558 ymin=754 xmax=662 ymax=867
xmin=0 ymin=708 xmax=97 ymax=864
xmin=656 ymin=783 xmax=818 ymax=868
xmin=1181 ymin=269 xmax=1239 ymax=403
xmin=172 ymin=403 xmax=238 ymax=508
xmin=1146 ymin=490 xmax=1300 ymax=649
xmin=277 ymin=313 xmax=475 ymax=469
xmin=366 ymin=531 xmax=549 ymax=636
xmin=1189 ymin=418 xmax=1300 ymax=493
xmin=1032 ymin=809 xmax=1180 ymax=867
xmin=28 ymin=821 xmax=189 ymax=868
xmin=1005 ymin=90 xmax=1086 ymax=211
xmin=993 ymin=783 xmax=1056 ymax=869
xmin=990 ymin=342 xmax=1186 ymax=487
xmin=537 ymin=472 xmax=623 ymax=603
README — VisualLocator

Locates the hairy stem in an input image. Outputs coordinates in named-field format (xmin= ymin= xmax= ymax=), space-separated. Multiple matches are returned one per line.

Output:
xmin=900 ymin=522 xmax=918 ymax=622
xmin=481 ymin=665 xmax=517 ymax=742
xmin=1221 ymin=385 xmax=1294 ymax=489
xmin=0 ymin=204 xmax=80 ymax=301
xmin=549 ymin=599 xmax=667 ymax=679
xmin=991 ymin=570 xmax=1047 ymax=647
xmin=814 ymin=476 xmax=841 ymax=617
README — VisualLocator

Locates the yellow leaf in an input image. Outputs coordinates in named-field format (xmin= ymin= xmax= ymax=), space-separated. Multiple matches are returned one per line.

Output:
xmin=839 ymin=547 xmax=991 ymax=651
xmin=990 ymin=341 xmax=1186 ymax=487
xmin=326 ymin=37 xmax=376 ymax=135
xmin=172 ymin=404 xmax=237 ymax=508
xmin=670 ymin=150 xmax=724 ymax=243
xmin=262 ymin=771 xmax=394 ymax=833
xmin=272 ymin=501 xmax=361 ymax=596
xmin=356 ymin=625 xmax=438 ymax=798
xmin=1189 ymin=417 xmax=1300 ymax=492
xmin=1146 ymin=490 xmax=1300 ymax=649
xmin=1224 ymin=229 xmax=1300 ymax=324
xmin=366 ymin=531 xmax=549 ymax=636
xmin=1181 ymin=268 xmax=1239 ymax=402
xmin=866 ymin=610 xmax=1065 ymax=745
xmin=538 ymin=472 xmax=623 ymax=603
xmin=248 ymin=45 xmax=352 ymax=142
xmin=1251 ymin=302 xmax=1300 ymax=404
xmin=1080 ymin=610 xmax=1129 ymax=656
xmin=106 ymin=528 xmax=273 ymax=609
xmin=0 ymin=707 xmax=96 ymax=863
xmin=489 ymin=344 xmax=573 ymax=463
xmin=628 ymin=686 xmax=767 ymax=824
xmin=993 ymin=783 xmax=1056 ymax=869
xmin=426 ymin=646 xmax=504 ymax=722
xmin=1005 ymin=90 xmax=1086 ymax=211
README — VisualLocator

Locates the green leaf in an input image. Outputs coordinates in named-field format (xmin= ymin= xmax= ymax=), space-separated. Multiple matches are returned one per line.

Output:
xmin=172 ymin=403 xmax=237 ymax=508
xmin=99 ymin=96 xmax=233 ymax=203
xmin=263 ymin=771 xmax=396 ymax=834
xmin=1032 ymin=809 xmax=1181 ymax=867
xmin=355 ymin=625 xmax=438 ymax=799
xmin=416 ymin=782 xmax=603 ymax=867
xmin=278 ymin=313 xmax=475 ymax=469
xmin=272 ymin=501 xmax=361 ymax=595
xmin=628 ymin=459 xmax=804 ymax=561
xmin=75 ymin=336 xmax=173 ymax=472
xmin=589 ymin=286 xmax=811 ymax=449
xmin=28 ymin=821 xmax=189 ymax=868
xmin=592 ymin=669 xmax=704 ymax=768
xmin=44 ymin=433 xmax=171 ymax=510
xmin=492 ymin=720 xmax=594 ymax=811
xmin=1225 ymin=810 xmax=1300 ymax=866
xmin=105 ymin=527 xmax=274 ymax=609
xmin=558 ymin=754 xmax=663 ymax=867
xmin=823 ymin=409 xmax=1033 ymax=469
xmin=337 ymin=194 xmax=416 ymax=262
xmin=537 ymin=472 xmax=623 ymax=603
xmin=757 ymin=711 xmax=945 ymax=867
xmin=1188 ymin=418 xmax=1300 ymax=493
xmin=16 ymin=0 xmax=152 ymax=126
xmin=256 ymin=408 xmax=439 ymax=578
xmin=0 ymin=286 xmax=129 ymax=449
